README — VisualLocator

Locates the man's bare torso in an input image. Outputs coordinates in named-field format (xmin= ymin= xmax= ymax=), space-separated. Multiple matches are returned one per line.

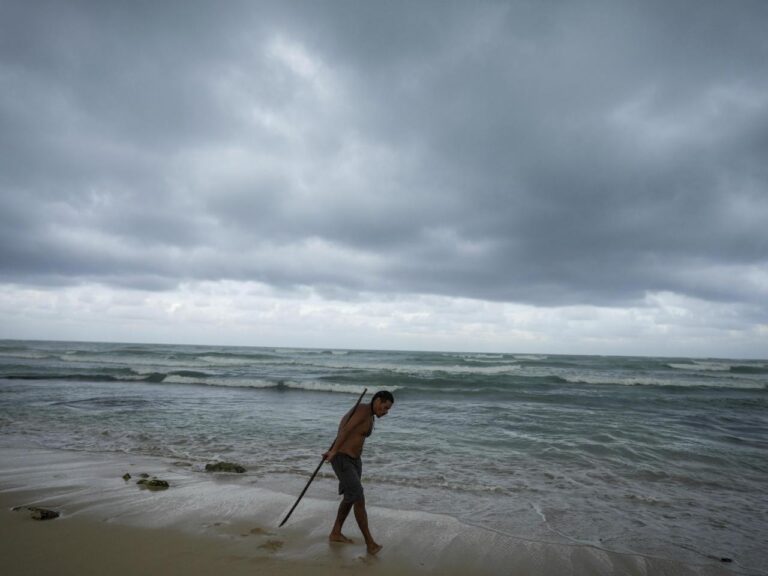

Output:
xmin=336 ymin=404 xmax=373 ymax=458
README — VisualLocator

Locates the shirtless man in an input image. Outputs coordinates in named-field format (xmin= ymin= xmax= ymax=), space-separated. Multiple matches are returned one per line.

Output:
xmin=323 ymin=390 xmax=394 ymax=555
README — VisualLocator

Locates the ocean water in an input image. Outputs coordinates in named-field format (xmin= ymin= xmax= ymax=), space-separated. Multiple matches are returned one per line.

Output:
xmin=1 ymin=339 xmax=766 ymax=573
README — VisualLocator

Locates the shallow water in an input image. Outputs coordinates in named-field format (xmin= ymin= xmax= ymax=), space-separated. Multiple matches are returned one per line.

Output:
xmin=1 ymin=339 xmax=766 ymax=573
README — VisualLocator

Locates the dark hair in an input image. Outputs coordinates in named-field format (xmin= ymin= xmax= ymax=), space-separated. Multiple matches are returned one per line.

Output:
xmin=372 ymin=390 xmax=395 ymax=404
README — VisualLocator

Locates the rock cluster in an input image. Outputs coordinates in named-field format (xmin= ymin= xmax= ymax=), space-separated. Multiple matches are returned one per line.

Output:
xmin=136 ymin=477 xmax=170 ymax=490
xmin=123 ymin=472 xmax=170 ymax=490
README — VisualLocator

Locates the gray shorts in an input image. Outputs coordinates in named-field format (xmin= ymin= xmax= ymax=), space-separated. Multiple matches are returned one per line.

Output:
xmin=331 ymin=453 xmax=364 ymax=503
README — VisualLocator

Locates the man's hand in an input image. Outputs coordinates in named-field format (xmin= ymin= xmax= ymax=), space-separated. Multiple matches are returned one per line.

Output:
xmin=323 ymin=449 xmax=337 ymax=463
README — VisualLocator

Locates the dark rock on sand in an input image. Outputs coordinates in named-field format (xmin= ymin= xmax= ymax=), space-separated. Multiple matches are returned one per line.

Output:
xmin=31 ymin=508 xmax=60 ymax=520
xmin=205 ymin=462 xmax=246 ymax=473
xmin=13 ymin=506 xmax=60 ymax=520
xmin=122 ymin=473 xmax=131 ymax=480
xmin=136 ymin=477 xmax=170 ymax=490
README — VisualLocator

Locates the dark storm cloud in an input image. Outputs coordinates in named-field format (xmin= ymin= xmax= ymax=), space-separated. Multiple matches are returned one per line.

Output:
xmin=1 ymin=0 xmax=767 ymax=308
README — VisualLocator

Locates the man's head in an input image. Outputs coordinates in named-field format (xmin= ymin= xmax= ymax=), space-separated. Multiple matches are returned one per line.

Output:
xmin=371 ymin=390 xmax=394 ymax=418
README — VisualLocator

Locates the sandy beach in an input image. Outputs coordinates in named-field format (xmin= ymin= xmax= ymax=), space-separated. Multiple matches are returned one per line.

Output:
xmin=1 ymin=496 xmax=311 ymax=576
xmin=0 ymin=446 xmax=742 ymax=576
xmin=0 ymin=447 xmax=404 ymax=576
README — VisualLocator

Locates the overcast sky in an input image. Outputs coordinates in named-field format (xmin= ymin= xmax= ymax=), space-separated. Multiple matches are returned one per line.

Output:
xmin=1 ymin=0 xmax=767 ymax=357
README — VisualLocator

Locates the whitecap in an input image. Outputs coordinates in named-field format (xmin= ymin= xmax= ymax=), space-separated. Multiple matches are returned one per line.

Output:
xmin=668 ymin=362 xmax=731 ymax=372
xmin=281 ymin=380 xmax=399 ymax=394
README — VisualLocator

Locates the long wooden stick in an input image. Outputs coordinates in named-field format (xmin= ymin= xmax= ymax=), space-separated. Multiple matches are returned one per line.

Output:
xmin=278 ymin=387 xmax=367 ymax=527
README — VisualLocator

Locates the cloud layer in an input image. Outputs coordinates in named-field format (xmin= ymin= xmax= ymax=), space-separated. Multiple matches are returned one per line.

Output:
xmin=1 ymin=1 xmax=767 ymax=354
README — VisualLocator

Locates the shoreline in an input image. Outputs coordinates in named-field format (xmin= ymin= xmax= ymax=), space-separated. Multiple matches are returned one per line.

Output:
xmin=0 ymin=445 xmax=745 ymax=576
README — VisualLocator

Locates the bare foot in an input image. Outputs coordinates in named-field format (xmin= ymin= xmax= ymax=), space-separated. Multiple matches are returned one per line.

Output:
xmin=329 ymin=533 xmax=355 ymax=544
xmin=367 ymin=542 xmax=383 ymax=555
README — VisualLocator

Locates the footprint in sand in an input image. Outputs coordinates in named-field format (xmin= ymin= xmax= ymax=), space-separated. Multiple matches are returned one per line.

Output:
xmin=258 ymin=539 xmax=284 ymax=552
xmin=240 ymin=526 xmax=275 ymax=537
xmin=357 ymin=554 xmax=381 ymax=565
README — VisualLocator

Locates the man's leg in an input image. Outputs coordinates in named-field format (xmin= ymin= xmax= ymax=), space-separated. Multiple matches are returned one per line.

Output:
xmin=353 ymin=497 xmax=382 ymax=555
xmin=329 ymin=500 xmax=355 ymax=543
